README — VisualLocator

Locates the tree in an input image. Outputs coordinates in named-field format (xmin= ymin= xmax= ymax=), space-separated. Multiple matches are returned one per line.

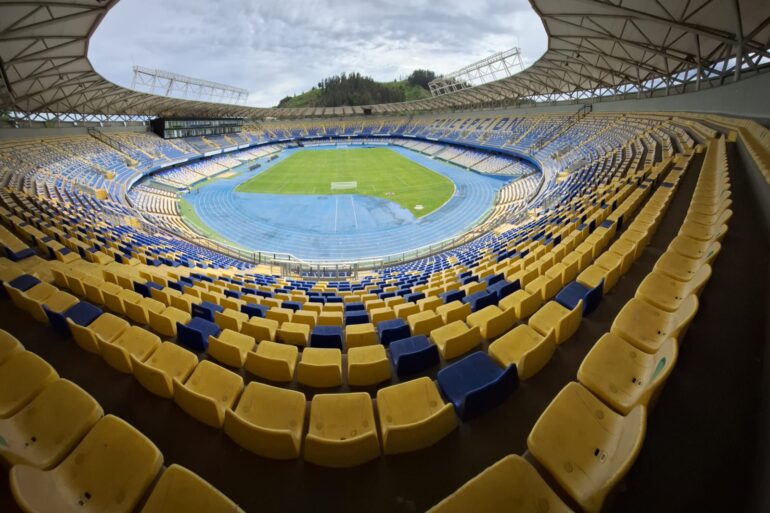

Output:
xmin=407 ymin=69 xmax=437 ymax=89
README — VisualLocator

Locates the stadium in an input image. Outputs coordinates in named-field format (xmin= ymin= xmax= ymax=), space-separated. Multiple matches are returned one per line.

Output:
xmin=0 ymin=0 xmax=769 ymax=512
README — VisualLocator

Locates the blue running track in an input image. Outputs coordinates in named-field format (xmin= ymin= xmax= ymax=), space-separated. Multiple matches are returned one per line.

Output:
xmin=183 ymin=145 xmax=509 ymax=261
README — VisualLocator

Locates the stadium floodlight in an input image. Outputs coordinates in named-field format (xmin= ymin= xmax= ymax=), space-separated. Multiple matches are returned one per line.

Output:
xmin=428 ymin=47 xmax=525 ymax=97
xmin=130 ymin=66 xmax=249 ymax=105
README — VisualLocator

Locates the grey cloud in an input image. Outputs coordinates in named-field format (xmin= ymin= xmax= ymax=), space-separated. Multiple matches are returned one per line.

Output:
xmin=89 ymin=0 xmax=547 ymax=107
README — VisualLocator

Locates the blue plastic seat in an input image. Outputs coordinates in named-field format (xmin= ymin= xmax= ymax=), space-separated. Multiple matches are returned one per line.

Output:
xmin=310 ymin=325 xmax=345 ymax=349
xmin=462 ymin=290 xmax=497 ymax=312
xmin=484 ymin=273 xmax=504 ymax=286
xmin=377 ymin=318 xmax=411 ymax=346
xmin=134 ymin=281 xmax=162 ymax=298
xmin=555 ymin=279 xmax=604 ymax=316
xmin=191 ymin=301 xmax=224 ymax=322
xmin=487 ymin=279 xmax=519 ymax=301
xmin=325 ymin=296 xmax=343 ymax=304
xmin=345 ymin=310 xmax=369 ymax=326
xmin=224 ymin=289 xmax=242 ymax=299
xmin=281 ymin=301 xmax=302 ymax=312
xmin=308 ymin=296 xmax=325 ymax=304
xmin=404 ymin=292 xmax=425 ymax=303
xmin=177 ymin=317 xmax=220 ymax=352
xmin=344 ymin=302 xmax=365 ymax=312
xmin=389 ymin=335 xmax=440 ymax=377
xmin=8 ymin=274 xmax=40 ymax=292
xmin=440 ymin=289 xmax=465 ymax=303
xmin=241 ymin=303 xmax=268 ymax=318
xmin=437 ymin=352 xmax=518 ymax=420
xmin=45 ymin=301 xmax=102 ymax=336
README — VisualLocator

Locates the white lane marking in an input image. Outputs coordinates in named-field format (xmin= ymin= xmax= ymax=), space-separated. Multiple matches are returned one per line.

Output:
xmin=334 ymin=196 xmax=339 ymax=232
xmin=350 ymin=195 xmax=358 ymax=230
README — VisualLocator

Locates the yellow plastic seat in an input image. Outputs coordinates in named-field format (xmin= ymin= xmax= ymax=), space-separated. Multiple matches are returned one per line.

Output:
xmin=393 ymin=302 xmax=420 ymax=321
xmin=297 ymin=347 xmax=342 ymax=388
xmin=169 ymin=293 xmax=198 ymax=313
xmin=318 ymin=311 xmax=344 ymax=326
xmin=83 ymin=279 xmax=116 ymax=305
xmin=407 ymin=310 xmax=444 ymax=337
xmin=498 ymin=289 xmax=542 ymax=319
xmin=345 ymin=323 xmax=378 ymax=348
xmin=635 ymin=266 xmax=711 ymax=312
xmin=608 ymin=238 xmax=639 ymax=274
xmin=429 ymin=320 xmax=482 ymax=360
xmin=132 ymin=342 xmax=198 ymax=399
xmin=292 ymin=310 xmax=318 ymax=328
xmin=98 ymin=326 xmax=161 ymax=374
xmin=173 ymin=360 xmax=244 ymax=428
xmin=653 ymin=251 xmax=709 ymax=282
xmin=0 ymin=329 xmax=24 ymax=365
xmin=28 ymin=288 xmax=79 ymax=323
xmin=578 ymin=332 xmax=678 ymax=415
xmin=0 ymin=379 xmax=102 ymax=469
xmin=417 ymin=296 xmax=443 ymax=312
xmin=545 ymin=260 xmax=579 ymax=285
xmin=103 ymin=288 xmax=142 ymax=315
xmin=370 ymin=306 xmax=396 ymax=325
xmin=304 ymin=392 xmax=380 ymax=467
xmin=529 ymin=300 xmax=583 ymax=345
xmin=68 ymin=313 xmax=130 ymax=354
xmin=214 ymin=308 xmax=249 ymax=332
xmin=124 ymin=296 xmax=165 ymax=325
xmin=223 ymin=381 xmax=306 ymax=460
xmin=376 ymin=377 xmax=457 ymax=455
xmin=611 ymin=295 xmax=698 ymax=353
xmin=668 ymin=234 xmax=721 ymax=264
xmin=140 ymin=464 xmax=244 ymax=513
xmin=266 ymin=306 xmax=293 ymax=323
xmin=466 ymin=305 xmax=517 ymax=340
xmin=488 ymin=325 xmax=556 ymax=380
xmin=241 ymin=316 xmax=279 ymax=341
xmin=10 ymin=415 xmax=163 ymax=513
xmin=325 ymin=303 xmax=346 ymax=313
xmin=524 ymin=273 xmax=562 ymax=302
xmin=6 ymin=281 xmax=55 ymax=314
xmin=148 ymin=305 xmax=191 ymax=337
xmin=435 ymin=300 xmax=471 ymax=324
xmin=149 ymin=286 xmax=180 ymax=306
xmin=528 ymin=382 xmax=646 ymax=513
xmin=427 ymin=454 xmax=573 ymax=513
xmin=0 ymin=351 xmax=59 ymax=419
xmin=208 ymin=329 xmax=255 ymax=368
xmin=244 ymin=340 xmax=298 ymax=382
xmin=277 ymin=321 xmax=310 ymax=346
xmin=347 ymin=345 xmax=391 ymax=386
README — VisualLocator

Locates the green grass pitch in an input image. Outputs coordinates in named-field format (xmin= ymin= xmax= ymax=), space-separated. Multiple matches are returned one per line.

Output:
xmin=235 ymin=147 xmax=455 ymax=217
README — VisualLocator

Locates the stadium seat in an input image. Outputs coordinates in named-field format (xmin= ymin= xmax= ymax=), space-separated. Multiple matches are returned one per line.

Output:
xmin=611 ymin=295 xmax=698 ymax=353
xmin=668 ymin=234 xmax=720 ymax=264
xmin=244 ymin=341 xmax=298 ymax=382
xmin=498 ymin=289 xmax=542 ymax=319
xmin=345 ymin=323 xmax=378 ymax=348
xmin=389 ymin=335 xmax=440 ymax=377
xmin=488 ymin=325 xmax=556 ymax=380
xmin=528 ymin=382 xmax=646 ymax=513
xmin=224 ymin=381 xmax=306 ymax=460
xmin=578 ymin=332 xmax=678 ymax=414
xmin=466 ymin=304 xmax=517 ymax=340
xmin=148 ymin=305 xmax=191 ymax=337
xmin=292 ymin=310 xmax=318 ymax=328
xmin=45 ymin=300 xmax=102 ymax=336
xmin=0 ymin=351 xmax=59 ymax=418
xmin=98 ymin=325 xmax=161 ymax=374
xmin=173 ymin=360 xmax=244 ymax=428
xmin=377 ymin=377 xmax=457 ymax=455
xmin=524 ymin=274 xmax=562 ymax=302
xmin=0 ymin=329 xmax=24 ymax=365
xmin=430 ymin=320 xmax=482 ymax=360
xmin=0 ymin=379 xmax=103 ymax=469
xmin=191 ymin=300 xmax=225 ymax=322
xmin=393 ymin=302 xmax=420 ymax=321
xmin=139 ymin=464 xmax=244 ymax=513
xmin=277 ymin=321 xmax=310 ymax=346
xmin=635 ymin=266 xmax=711 ymax=312
xmin=653 ymin=251 xmax=710 ymax=282
xmin=530 ymin=300 xmax=583 ymax=345
xmin=214 ymin=308 xmax=249 ymax=332
xmin=10 ymin=415 xmax=163 ymax=513
xmin=208 ymin=329 xmax=256 ymax=367
xmin=555 ymin=280 xmax=603 ymax=316
xmin=318 ymin=311 xmax=344 ymax=326
xmin=132 ymin=342 xmax=198 ymax=399
xmin=68 ymin=313 xmax=129 ymax=354
xmin=103 ymin=288 xmax=142 ymax=316
xmin=435 ymin=300 xmax=471 ymax=324
xmin=347 ymin=345 xmax=391 ymax=386
xmin=427 ymin=455 xmax=573 ymax=513
xmin=241 ymin=316 xmax=279 ymax=341
xmin=437 ymin=352 xmax=518 ymax=420
xmin=377 ymin=318 xmax=411 ymax=345
xmin=266 ymin=307 xmax=293 ymax=323
xmin=462 ymin=290 xmax=497 ymax=312
xmin=310 ymin=325 xmax=345 ymax=349
xmin=407 ymin=310 xmax=444 ymax=337
xmin=304 ymin=392 xmax=380 ymax=467
xmin=297 ymin=347 xmax=342 ymax=388
xmin=177 ymin=316 xmax=220 ymax=352
xmin=124 ymin=296 xmax=165 ymax=325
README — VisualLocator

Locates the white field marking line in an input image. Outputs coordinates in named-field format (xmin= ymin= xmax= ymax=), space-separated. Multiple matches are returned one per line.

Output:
xmin=334 ymin=196 xmax=339 ymax=232
xmin=350 ymin=195 xmax=359 ymax=230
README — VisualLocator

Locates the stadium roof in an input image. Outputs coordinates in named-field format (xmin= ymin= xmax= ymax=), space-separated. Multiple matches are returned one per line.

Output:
xmin=1 ymin=0 xmax=769 ymax=120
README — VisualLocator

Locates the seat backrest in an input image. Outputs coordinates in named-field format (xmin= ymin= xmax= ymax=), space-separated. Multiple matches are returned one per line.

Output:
xmin=140 ymin=464 xmax=243 ymax=513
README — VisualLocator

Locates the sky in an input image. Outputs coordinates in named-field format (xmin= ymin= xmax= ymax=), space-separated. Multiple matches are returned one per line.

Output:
xmin=89 ymin=0 xmax=548 ymax=107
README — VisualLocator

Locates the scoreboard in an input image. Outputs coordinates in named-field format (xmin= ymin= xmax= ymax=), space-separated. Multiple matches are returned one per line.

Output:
xmin=150 ymin=118 xmax=243 ymax=139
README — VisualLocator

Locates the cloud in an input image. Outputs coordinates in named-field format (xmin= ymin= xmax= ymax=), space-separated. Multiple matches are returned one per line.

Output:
xmin=89 ymin=0 xmax=547 ymax=107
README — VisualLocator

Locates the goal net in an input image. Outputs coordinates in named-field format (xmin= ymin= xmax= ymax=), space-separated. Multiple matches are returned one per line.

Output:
xmin=331 ymin=181 xmax=357 ymax=190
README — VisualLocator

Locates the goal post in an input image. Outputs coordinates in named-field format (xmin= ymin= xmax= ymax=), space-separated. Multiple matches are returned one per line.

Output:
xmin=331 ymin=181 xmax=357 ymax=190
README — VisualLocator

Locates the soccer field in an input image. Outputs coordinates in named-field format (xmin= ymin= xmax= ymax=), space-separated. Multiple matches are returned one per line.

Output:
xmin=235 ymin=147 xmax=455 ymax=217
